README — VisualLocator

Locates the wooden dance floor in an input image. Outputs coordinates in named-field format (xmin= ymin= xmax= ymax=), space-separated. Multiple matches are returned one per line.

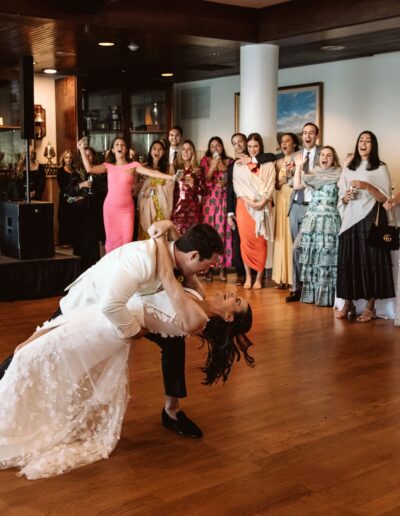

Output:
xmin=1 ymin=280 xmax=400 ymax=515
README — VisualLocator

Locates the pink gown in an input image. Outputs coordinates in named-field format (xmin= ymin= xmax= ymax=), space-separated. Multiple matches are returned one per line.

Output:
xmin=103 ymin=162 xmax=139 ymax=253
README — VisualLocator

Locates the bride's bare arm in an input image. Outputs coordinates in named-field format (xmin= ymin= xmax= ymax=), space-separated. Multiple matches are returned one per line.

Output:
xmin=155 ymin=237 xmax=208 ymax=334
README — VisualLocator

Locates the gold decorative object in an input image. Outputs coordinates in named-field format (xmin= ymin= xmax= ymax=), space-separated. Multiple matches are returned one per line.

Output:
xmin=44 ymin=141 xmax=56 ymax=164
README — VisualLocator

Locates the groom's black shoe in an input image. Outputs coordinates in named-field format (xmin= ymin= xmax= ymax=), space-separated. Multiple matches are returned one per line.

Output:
xmin=161 ymin=409 xmax=203 ymax=438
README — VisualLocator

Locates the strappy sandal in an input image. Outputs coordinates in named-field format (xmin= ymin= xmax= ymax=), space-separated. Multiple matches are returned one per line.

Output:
xmin=357 ymin=308 xmax=376 ymax=322
xmin=336 ymin=304 xmax=356 ymax=320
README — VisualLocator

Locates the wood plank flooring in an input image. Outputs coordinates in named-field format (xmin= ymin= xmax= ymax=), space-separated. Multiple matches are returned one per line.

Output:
xmin=0 ymin=279 xmax=400 ymax=515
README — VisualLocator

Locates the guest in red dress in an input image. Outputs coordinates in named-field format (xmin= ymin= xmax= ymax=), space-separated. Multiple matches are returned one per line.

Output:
xmin=171 ymin=140 xmax=206 ymax=235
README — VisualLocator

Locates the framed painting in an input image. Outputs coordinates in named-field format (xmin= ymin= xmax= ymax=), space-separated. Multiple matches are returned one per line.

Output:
xmin=277 ymin=82 xmax=323 ymax=143
xmin=234 ymin=82 xmax=323 ymax=143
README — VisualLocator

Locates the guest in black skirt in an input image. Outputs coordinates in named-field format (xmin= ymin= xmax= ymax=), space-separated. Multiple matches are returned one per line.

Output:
xmin=336 ymin=131 xmax=395 ymax=322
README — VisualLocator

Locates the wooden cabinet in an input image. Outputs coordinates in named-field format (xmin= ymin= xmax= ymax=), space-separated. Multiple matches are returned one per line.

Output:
xmin=81 ymin=84 xmax=172 ymax=160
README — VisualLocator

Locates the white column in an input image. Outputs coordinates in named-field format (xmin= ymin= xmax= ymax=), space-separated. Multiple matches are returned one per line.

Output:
xmin=240 ymin=44 xmax=279 ymax=152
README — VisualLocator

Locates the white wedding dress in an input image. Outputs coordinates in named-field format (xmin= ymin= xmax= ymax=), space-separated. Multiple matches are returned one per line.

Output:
xmin=0 ymin=289 xmax=205 ymax=479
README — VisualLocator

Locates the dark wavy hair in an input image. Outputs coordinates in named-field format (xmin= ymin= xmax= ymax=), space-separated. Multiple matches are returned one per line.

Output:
xmin=205 ymin=136 xmax=228 ymax=160
xmin=106 ymin=137 xmax=133 ymax=164
xmin=146 ymin=140 xmax=168 ymax=173
xmin=247 ymin=132 xmax=264 ymax=155
xmin=200 ymin=305 xmax=255 ymax=385
xmin=348 ymin=130 xmax=382 ymax=171
xmin=175 ymin=223 xmax=224 ymax=260
xmin=279 ymin=132 xmax=300 ymax=152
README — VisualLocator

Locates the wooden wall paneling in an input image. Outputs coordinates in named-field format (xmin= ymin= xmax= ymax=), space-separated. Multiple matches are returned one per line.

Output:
xmin=55 ymin=76 xmax=78 ymax=158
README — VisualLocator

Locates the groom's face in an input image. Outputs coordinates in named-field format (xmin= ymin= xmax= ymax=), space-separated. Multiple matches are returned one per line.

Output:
xmin=184 ymin=251 xmax=219 ymax=275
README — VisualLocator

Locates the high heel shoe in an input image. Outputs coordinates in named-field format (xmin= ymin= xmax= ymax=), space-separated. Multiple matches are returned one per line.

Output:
xmin=336 ymin=304 xmax=356 ymax=320
xmin=357 ymin=308 xmax=376 ymax=322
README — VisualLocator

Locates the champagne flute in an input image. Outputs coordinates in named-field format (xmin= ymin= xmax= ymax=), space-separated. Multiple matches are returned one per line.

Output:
xmin=87 ymin=173 xmax=94 ymax=195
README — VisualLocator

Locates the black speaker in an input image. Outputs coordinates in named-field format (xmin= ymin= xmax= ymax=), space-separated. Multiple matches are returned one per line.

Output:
xmin=0 ymin=201 xmax=54 ymax=260
xmin=19 ymin=55 xmax=34 ymax=140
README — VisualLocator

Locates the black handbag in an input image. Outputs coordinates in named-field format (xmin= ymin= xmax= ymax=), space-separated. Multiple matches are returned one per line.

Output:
xmin=367 ymin=204 xmax=400 ymax=251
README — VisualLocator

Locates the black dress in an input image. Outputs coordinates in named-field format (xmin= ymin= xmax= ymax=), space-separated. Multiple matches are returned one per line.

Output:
xmin=16 ymin=164 xmax=46 ymax=200
xmin=57 ymin=167 xmax=75 ymax=245
xmin=65 ymin=171 xmax=101 ymax=271
xmin=337 ymin=203 xmax=395 ymax=300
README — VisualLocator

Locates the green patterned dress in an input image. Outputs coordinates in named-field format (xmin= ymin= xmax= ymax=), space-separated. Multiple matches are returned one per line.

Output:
xmin=299 ymin=182 xmax=340 ymax=306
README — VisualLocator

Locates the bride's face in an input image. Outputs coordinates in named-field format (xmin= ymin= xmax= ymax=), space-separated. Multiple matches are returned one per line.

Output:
xmin=209 ymin=291 xmax=248 ymax=321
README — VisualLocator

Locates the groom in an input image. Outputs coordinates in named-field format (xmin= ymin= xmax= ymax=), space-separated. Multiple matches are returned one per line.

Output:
xmin=0 ymin=221 xmax=224 ymax=438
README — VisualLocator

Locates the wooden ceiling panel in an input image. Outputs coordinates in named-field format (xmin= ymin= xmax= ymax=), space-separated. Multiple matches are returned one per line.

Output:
xmin=0 ymin=1 xmax=399 ymax=82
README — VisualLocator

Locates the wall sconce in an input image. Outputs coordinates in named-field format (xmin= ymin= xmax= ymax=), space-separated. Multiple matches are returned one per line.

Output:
xmin=34 ymin=104 xmax=46 ymax=140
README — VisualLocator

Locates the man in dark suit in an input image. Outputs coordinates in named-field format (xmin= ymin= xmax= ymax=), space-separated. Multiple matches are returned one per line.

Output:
xmin=286 ymin=122 xmax=321 ymax=302
xmin=166 ymin=125 xmax=183 ymax=168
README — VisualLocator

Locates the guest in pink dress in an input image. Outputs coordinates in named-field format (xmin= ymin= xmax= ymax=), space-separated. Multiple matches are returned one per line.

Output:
xmin=200 ymin=136 xmax=233 ymax=281
xmin=77 ymin=137 xmax=175 ymax=253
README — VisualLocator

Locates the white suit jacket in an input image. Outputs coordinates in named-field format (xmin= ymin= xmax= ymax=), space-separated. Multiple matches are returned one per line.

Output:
xmin=60 ymin=239 xmax=175 ymax=339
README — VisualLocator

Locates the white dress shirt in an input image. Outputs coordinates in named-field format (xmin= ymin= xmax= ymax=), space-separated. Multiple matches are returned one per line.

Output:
xmin=60 ymin=240 xmax=176 ymax=339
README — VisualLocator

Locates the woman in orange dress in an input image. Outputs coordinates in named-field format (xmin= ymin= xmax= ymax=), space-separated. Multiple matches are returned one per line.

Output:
xmin=233 ymin=133 xmax=276 ymax=289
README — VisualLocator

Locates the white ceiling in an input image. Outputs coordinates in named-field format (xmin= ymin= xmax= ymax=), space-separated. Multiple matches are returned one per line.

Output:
xmin=202 ymin=0 xmax=290 ymax=8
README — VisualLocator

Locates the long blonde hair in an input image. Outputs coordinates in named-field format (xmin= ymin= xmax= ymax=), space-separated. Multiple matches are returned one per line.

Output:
xmin=59 ymin=149 xmax=75 ymax=168
xmin=174 ymin=139 xmax=198 ymax=170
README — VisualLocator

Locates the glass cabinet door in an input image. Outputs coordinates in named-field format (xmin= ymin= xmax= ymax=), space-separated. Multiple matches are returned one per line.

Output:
xmin=84 ymin=89 xmax=123 ymax=152
xmin=130 ymin=89 xmax=167 ymax=158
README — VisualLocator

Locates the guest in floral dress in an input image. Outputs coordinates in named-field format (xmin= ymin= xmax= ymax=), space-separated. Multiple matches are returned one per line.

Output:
xmin=137 ymin=140 xmax=174 ymax=240
xmin=171 ymin=140 xmax=205 ymax=234
xmin=293 ymin=146 xmax=342 ymax=306
xmin=200 ymin=136 xmax=233 ymax=281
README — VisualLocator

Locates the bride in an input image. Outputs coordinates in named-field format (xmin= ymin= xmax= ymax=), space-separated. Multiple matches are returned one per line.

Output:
xmin=0 ymin=236 xmax=254 ymax=480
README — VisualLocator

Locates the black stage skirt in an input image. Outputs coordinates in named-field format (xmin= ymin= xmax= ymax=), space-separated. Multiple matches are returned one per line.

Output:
xmin=337 ymin=203 xmax=395 ymax=300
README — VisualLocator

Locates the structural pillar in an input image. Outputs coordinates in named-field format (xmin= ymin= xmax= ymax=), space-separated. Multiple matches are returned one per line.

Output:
xmin=240 ymin=44 xmax=279 ymax=152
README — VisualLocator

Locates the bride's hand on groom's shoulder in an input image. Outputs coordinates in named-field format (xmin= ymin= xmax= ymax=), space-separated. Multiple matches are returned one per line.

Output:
xmin=148 ymin=220 xmax=173 ymax=239
xmin=149 ymin=220 xmax=181 ymax=241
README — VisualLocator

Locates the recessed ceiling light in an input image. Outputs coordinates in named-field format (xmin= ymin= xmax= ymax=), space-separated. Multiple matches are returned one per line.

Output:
xmin=161 ymin=72 xmax=174 ymax=77
xmin=320 ymin=45 xmax=346 ymax=51
xmin=128 ymin=43 xmax=139 ymax=52
xmin=43 ymin=68 xmax=57 ymax=74
xmin=98 ymin=41 xmax=115 ymax=47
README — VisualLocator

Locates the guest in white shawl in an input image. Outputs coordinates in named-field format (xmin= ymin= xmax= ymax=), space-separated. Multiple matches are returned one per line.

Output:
xmin=233 ymin=133 xmax=275 ymax=290
xmin=336 ymin=131 xmax=395 ymax=322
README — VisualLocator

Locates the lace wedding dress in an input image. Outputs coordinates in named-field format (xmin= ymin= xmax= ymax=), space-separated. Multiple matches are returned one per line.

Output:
xmin=0 ymin=289 xmax=204 ymax=479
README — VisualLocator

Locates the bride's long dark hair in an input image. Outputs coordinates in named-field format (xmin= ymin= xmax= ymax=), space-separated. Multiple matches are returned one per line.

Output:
xmin=200 ymin=305 xmax=254 ymax=385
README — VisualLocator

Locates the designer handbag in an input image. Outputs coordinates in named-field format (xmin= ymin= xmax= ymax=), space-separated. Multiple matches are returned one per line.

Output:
xmin=367 ymin=204 xmax=400 ymax=251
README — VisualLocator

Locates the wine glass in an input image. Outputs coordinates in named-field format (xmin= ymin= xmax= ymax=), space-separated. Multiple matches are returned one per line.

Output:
xmin=87 ymin=173 xmax=94 ymax=195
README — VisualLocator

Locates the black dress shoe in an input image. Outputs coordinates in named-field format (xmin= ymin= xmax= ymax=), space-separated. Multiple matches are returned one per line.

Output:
xmin=161 ymin=409 xmax=203 ymax=438
xmin=285 ymin=290 xmax=301 ymax=303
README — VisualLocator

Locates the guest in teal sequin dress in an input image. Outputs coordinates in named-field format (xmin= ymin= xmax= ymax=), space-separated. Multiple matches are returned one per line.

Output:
xmin=293 ymin=146 xmax=342 ymax=306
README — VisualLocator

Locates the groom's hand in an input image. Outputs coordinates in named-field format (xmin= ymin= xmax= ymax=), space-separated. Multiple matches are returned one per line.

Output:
xmin=130 ymin=328 xmax=149 ymax=341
